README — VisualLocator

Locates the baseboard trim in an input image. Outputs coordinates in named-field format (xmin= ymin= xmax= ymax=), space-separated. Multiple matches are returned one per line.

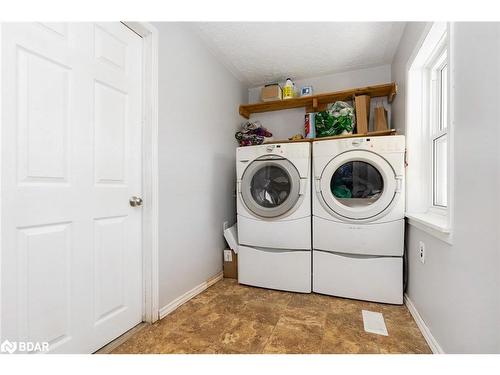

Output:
xmin=206 ymin=271 xmax=224 ymax=288
xmin=404 ymin=293 xmax=445 ymax=354
xmin=158 ymin=271 xmax=223 ymax=319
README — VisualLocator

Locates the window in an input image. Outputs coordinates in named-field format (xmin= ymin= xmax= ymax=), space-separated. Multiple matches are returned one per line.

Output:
xmin=427 ymin=44 xmax=449 ymax=208
xmin=406 ymin=22 xmax=451 ymax=240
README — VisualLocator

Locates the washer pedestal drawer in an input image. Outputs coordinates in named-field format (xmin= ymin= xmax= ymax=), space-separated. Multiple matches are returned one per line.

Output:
xmin=238 ymin=245 xmax=311 ymax=293
xmin=312 ymin=250 xmax=402 ymax=304
xmin=238 ymin=214 xmax=311 ymax=250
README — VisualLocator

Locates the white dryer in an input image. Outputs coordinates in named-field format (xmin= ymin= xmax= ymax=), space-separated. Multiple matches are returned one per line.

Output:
xmin=236 ymin=142 xmax=311 ymax=293
xmin=312 ymin=135 xmax=405 ymax=304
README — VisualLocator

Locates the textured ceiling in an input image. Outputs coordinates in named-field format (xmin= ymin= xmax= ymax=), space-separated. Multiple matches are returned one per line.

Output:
xmin=193 ymin=22 xmax=406 ymax=87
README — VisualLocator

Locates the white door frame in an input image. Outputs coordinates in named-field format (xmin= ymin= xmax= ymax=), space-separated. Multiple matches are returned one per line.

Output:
xmin=0 ymin=22 xmax=160 ymax=336
xmin=121 ymin=22 xmax=160 ymax=324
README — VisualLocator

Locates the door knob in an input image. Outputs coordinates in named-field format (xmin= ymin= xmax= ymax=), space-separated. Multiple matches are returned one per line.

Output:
xmin=129 ymin=196 xmax=143 ymax=207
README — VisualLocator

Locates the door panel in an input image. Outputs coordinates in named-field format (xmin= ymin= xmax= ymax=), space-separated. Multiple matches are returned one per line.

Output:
xmin=17 ymin=48 xmax=70 ymax=184
xmin=39 ymin=23 xmax=68 ymax=38
xmin=94 ymin=24 xmax=127 ymax=70
xmin=93 ymin=216 xmax=126 ymax=325
xmin=94 ymin=80 xmax=127 ymax=184
xmin=18 ymin=222 xmax=71 ymax=348
xmin=1 ymin=22 xmax=143 ymax=353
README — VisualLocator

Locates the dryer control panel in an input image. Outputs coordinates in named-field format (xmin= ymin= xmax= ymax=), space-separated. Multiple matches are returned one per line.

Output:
xmin=313 ymin=135 xmax=405 ymax=157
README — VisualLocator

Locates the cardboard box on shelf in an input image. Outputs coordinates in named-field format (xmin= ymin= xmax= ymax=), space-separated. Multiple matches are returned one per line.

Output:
xmin=261 ymin=84 xmax=282 ymax=102
xmin=223 ymin=249 xmax=238 ymax=279
xmin=354 ymin=95 xmax=371 ymax=134
xmin=374 ymin=106 xmax=388 ymax=131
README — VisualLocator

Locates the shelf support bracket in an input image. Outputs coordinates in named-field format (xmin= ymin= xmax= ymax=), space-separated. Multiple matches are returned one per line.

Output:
xmin=312 ymin=97 xmax=318 ymax=111
xmin=239 ymin=106 xmax=250 ymax=119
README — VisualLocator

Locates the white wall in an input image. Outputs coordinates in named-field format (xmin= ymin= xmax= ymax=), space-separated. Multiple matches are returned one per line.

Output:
xmin=153 ymin=23 xmax=247 ymax=309
xmin=390 ymin=23 xmax=428 ymax=135
xmin=247 ymin=65 xmax=392 ymax=140
xmin=392 ymin=22 xmax=500 ymax=353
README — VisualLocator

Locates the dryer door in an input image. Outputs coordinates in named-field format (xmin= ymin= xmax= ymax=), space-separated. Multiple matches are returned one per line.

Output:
xmin=240 ymin=157 xmax=301 ymax=218
xmin=318 ymin=150 xmax=399 ymax=221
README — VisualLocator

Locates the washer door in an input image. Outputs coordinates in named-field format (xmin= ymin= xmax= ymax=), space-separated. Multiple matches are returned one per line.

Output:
xmin=241 ymin=157 xmax=301 ymax=218
xmin=319 ymin=150 xmax=397 ymax=220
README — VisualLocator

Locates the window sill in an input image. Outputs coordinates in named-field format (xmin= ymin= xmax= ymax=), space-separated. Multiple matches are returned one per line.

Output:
xmin=405 ymin=212 xmax=452 ymax=244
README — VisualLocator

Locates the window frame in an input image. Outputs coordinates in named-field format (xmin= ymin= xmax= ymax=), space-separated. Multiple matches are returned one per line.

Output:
xmin=424 ymin=38 xmax=449 ymax=213
xmin=405 ymin=22 xmax=453 ymax=243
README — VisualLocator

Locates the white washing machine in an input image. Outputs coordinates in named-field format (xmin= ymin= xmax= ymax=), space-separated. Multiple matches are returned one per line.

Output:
xmin=312 ymin=135 xmax=405 ymax=304
xmin=236 ymin=142 xmax=311 ymax=293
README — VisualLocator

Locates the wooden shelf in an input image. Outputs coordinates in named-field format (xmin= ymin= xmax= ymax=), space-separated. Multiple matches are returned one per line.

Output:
xmin=262 ymin=129 xmax=397 ymax=145
xmin=239 ymin=82 xmax=397 ymax=119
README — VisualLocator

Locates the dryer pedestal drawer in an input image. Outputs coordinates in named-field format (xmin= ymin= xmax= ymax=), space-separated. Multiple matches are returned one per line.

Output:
xmin=313 ymin=217 xmax=404 ymax=256
xmin=312 ymin=250 xmax=402 ymax=304
xmin=238 ymin=245 xmax=311 ymax=293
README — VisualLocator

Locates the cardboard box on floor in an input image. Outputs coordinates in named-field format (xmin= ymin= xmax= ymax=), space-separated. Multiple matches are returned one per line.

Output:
xmin=223 ymin=249 xmax=238 ymax=279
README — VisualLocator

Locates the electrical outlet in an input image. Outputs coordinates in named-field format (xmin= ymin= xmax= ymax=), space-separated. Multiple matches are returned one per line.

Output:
xmin=419 ymin=241 xmax=425 ymax=264
xmin=223 ymin=221 xmax=229 ymax=232
xmin=224 ymin=249 xmax=232 ymax=262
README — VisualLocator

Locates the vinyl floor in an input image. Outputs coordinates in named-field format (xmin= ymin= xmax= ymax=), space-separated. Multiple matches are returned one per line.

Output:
xmin=110 ymin=278 xmax=431 ymax=354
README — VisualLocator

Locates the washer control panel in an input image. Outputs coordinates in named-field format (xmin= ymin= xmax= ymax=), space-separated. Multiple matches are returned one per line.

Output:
xmin=237 ymin=142 xmax=310 ymax=160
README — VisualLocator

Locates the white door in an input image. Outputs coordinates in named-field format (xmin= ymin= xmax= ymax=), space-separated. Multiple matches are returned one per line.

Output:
xmin=1 ymin=22 xmax=143 ymax=353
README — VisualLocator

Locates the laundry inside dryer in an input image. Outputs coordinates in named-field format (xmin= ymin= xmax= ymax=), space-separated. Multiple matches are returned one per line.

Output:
xmin=331 ymin=161 xmax=384 ymax=207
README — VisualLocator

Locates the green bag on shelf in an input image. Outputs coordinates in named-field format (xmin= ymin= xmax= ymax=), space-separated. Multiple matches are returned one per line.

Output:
xmin=314 ymin=111 xmax=336 ymax=137
xmin=315 ymin=101 xmax=355 ymax=137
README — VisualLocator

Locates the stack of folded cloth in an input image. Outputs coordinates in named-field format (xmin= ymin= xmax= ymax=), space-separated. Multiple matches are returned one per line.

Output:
xmin=235 ymin=120 xmax=273 ymax=146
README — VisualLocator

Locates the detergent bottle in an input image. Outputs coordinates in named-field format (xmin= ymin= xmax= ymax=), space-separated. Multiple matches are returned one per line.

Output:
xmin=282 ymin=78 xmax=295 ymax=100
